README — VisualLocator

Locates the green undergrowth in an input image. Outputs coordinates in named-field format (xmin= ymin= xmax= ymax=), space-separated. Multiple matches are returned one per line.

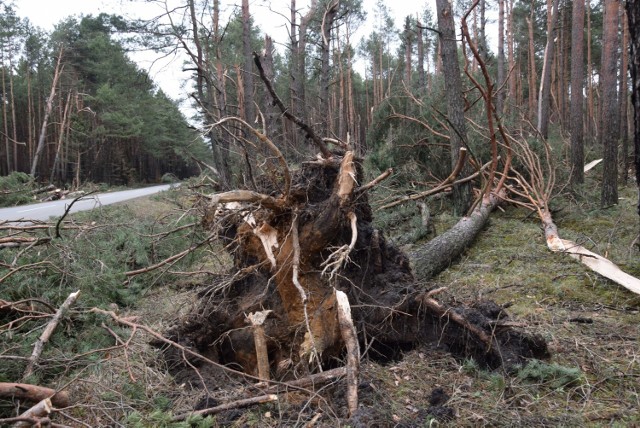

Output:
xmin=0 ymin=185 xmax=210 ymax=421
xmin=0 ymin=171 xmax=36 ymax=207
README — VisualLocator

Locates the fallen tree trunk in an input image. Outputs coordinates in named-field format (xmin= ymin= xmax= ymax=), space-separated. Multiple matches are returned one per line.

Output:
xmin=411 ymin=190 xmax=504 ymax=280
xmin=0 ymin=383 xmax=70 ymax=408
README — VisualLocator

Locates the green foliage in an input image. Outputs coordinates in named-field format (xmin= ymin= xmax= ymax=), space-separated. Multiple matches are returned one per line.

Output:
xmin=517 ymin=360 xmax=584 ymax=389
xmin=0 ymin=191 xmax=204 ymax=387
xmin=0 ymin=171 xmax=35 ymax=206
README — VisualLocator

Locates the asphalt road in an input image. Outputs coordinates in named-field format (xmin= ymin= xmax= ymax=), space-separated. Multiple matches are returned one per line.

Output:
xmin=0 ymin=184 xmax=176 ymax=222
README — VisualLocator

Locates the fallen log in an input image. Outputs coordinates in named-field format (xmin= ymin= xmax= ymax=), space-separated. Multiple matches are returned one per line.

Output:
xmin=0 ymin=383 xmax=70 ymax=408
xmin=411 ymin=190 xmax=504 ymax=280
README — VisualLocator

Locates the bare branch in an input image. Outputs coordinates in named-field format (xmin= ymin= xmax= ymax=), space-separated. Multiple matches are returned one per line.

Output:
xmin=253 ymin=52 xmax=333 ymax=159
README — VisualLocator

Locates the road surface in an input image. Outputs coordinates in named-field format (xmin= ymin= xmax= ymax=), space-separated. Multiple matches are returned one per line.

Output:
xmin=0 ymin=184 xmax=176 ymax=222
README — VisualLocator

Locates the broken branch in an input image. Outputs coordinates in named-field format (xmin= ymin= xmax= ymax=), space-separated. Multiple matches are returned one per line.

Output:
xmin=253 ymin=52 xmax=332 ymax=159
xmin=172 ymin=394 xmax=278 ymax=421
xmin=23 ymin=290 xmax=80 ymax=380
xmin=0 ymin=383 xmax=70 ymax=408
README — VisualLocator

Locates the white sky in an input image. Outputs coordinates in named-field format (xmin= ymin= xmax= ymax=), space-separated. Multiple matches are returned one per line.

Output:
xmin=16 ymin=0 xmax=434 ymax=104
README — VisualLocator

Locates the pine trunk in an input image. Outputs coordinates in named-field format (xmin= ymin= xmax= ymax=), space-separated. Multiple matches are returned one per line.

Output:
xmin=570 ymin=0 xmax=585 ymax=187
xmin=626 ymin=0 xmax=640 ymax=218
xmin=435 ymin=0 xmax=472 ymax=215
xmin=601 ymin=0 xmax=620 ymax=207
xmin=537 ymin=0 xmax=560 ymax=139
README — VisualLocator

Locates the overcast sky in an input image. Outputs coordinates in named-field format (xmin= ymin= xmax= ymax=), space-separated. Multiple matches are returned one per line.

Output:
xmin=16 ymin=0 xmax=432 ymax=105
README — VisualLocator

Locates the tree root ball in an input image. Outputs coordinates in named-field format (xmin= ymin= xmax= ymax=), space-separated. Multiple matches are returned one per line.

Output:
xmin=165 ymin=154 xmax=549 ymax=388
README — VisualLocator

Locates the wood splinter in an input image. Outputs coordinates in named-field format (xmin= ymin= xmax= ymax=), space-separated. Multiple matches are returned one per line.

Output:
xmin=335 ymin=290 xmax=359 ymax=417
xmin=246 ymin=310 xmax=272 ymax=381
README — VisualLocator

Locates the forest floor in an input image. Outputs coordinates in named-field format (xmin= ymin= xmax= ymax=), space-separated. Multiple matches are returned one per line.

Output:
xmin=3 ymin=175 xmax=639 ymax=427
xmin=117 ymin=178 xmax=640 ymax=426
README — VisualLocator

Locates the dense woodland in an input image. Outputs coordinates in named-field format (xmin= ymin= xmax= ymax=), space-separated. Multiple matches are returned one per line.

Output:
xmin=0 ymin=0 xmax=633 ymax=198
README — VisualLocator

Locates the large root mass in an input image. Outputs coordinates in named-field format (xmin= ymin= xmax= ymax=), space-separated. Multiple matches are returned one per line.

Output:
xmin=167 ymin=154 xmax=548 ymax=388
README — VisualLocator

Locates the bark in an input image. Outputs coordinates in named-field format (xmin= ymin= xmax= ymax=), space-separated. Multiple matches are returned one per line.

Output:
xmin=435 ymin=0 xmax=473 ymax=215
xmin=411 ymin=191 xmax=503 ymax=280
xmin=50 ymin=92 xmax=72 ymax=183
xmin=537 ymin=0 xmax=560 ymax=138
xmin=1 ymin=52 xmax=9 ymax=174
xmin=0 ymin=383 xmax=70 ymax=408
xmin=601 ymin=0 xmax=620 ymax=207
xmin=404 ymin=17 xmax=413 ymax=87
xmin=570 ymin=0 xmax=585 ymax=187
xmin=587 ymin=1 xmax=596 ymax=139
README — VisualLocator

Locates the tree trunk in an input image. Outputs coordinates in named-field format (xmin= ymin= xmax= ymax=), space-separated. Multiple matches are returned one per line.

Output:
xmin=527 ymin=8 xmax=537 ymax=122
xmin=507 ymin=0 xmax=516 ymax=102
xmin=404 ymin=17 xmax=413 ymax=87
xmin=435 ymin=0 xmax=472 ymax=215
xmin=626 ymin=0 xmax=640 ymax=219
xmin=587 ymin=1 xmax=596 ymax=140
xmin=1 ymin=53 xmax=9 ymax=174
xmin=320 ymin=1 xmax=339 ymax=138
xmin=570 ymin=0 xmax=585 ymax=187
xmin=242 ymin=0 xmax=255 ymax=126
xmin=620 ymin=2 xmax=630 ymax=183
xmin=496 ymin=0 xmax=505 ymax=115
xmin=601 ymin=0 xmax=620 ymax=207
xmin=537 ymin=0 xmax=559 ymax=139
xmin=31 ymin=47 xmax=63 ymax=178
xmin=417 ymin=17 xmax=426 ymax=92
xmin=262 ymin=36 xmax=278 ymax=140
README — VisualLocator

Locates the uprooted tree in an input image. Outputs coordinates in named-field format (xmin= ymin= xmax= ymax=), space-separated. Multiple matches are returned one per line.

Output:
xmin=164 ymin=50 xmax=550 ymax=418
